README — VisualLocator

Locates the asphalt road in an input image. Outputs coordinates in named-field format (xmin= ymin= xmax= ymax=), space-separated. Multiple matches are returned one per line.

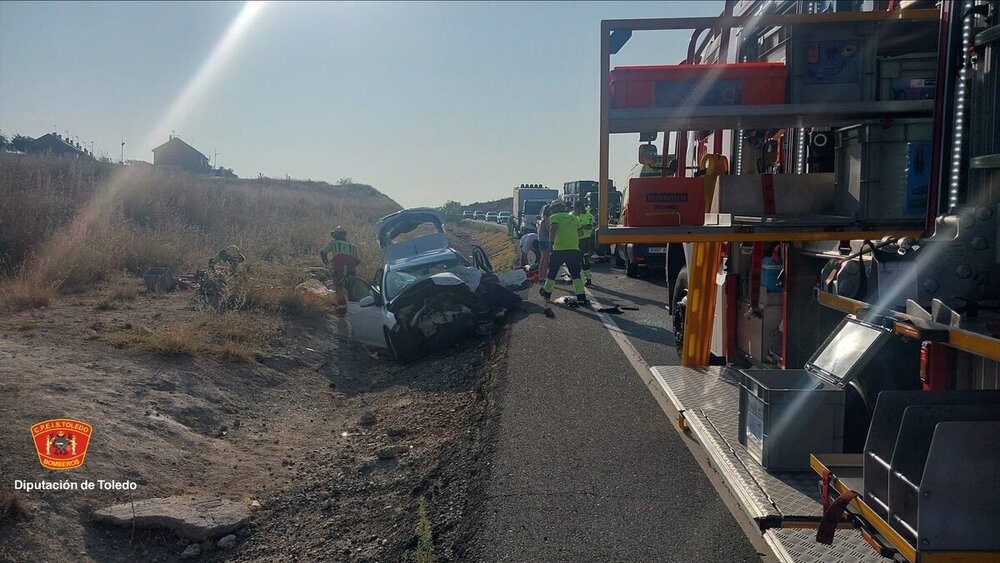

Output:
xmin=469 ymin=259 xmax=763 ymax=562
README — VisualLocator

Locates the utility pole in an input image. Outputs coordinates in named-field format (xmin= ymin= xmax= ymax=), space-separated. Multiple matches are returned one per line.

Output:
xmin=121 ymin=139 xmax=125 ymax=164
xmin=214 ymin=150 xmax=221 ymax=169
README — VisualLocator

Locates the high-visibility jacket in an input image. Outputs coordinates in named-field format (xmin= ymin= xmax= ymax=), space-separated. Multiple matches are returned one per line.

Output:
xmin=575 ymin=209 xmax=594 ymax=239
xmin=549 ymin=212 xmax=582 ymax=251
xmin=320 ymin=239 xmax=360 ymax=273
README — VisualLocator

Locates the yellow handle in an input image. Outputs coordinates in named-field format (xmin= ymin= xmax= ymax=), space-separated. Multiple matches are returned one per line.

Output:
xmin=699 ymin=154 xmax=730 ymax=211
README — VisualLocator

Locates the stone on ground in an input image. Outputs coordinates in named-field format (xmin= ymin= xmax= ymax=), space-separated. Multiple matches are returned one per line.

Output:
xmin=92 ymin=496 xmax=250 ymax=540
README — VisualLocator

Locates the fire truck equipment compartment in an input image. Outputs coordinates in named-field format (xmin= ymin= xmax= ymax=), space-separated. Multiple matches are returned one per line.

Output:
xmin=624 ymin=176 xmax=706 ymax=227
xmin=609 ymin=63 xmax=787 ymax=110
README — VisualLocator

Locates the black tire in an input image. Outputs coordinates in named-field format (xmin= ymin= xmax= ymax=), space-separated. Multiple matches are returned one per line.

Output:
xmin=614 ymin=246 xmax=626 ymax=268
xmin=625 ymin=255 xmax=638 ymax=278
xmin=671 ymin=266 xmax=688 ymax=355
xmin=384 ymin=328 xmax=410 ymax=363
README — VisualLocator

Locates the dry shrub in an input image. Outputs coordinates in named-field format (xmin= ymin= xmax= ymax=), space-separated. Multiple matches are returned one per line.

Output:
xmin=219 ymin=341 xmax=254 ymax=363
xmin=0 ymin=153 xmax=400 ymax=296
xmin=94 ymin=298 xmax=122 ymax=311
xmin=0 ymin=274 xmax=57 ymax=311
xmin=0 ymin=489 xmax=30 ymax=520
xmin=123 ymin=327 xmax=212 ymax=358
xmin=107 ymin=312 xmax=282 ymax=363
xmin=109 ymin=279 xmax=140 ymax=302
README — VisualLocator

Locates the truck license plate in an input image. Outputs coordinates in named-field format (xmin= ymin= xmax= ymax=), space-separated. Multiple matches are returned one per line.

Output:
xmin=648 ymin=247 xmax=668 ymax=254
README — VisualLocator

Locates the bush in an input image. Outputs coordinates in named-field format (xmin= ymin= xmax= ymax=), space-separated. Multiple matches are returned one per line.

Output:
xmin=439 ymin=200 xmax=465 ymax=224
xmin=0 ymin=275 xmax=56 ymax=311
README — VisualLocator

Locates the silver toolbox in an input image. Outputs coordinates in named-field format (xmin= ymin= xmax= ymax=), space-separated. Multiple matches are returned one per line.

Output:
xmin=835 ymin=119 xmax=932 ymax=223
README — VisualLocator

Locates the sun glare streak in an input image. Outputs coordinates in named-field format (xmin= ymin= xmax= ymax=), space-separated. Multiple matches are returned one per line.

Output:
xmin=145 ymin=1 xmax=268 ymax=149
xmin=26 ymin=1 xmax=270 ymax=275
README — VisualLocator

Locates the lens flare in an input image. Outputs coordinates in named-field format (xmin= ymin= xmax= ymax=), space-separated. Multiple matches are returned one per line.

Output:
xmin=24 ymin=2 xmax=269 ymax=277
xmin=146 ymin=1 xmax=268 ymax=149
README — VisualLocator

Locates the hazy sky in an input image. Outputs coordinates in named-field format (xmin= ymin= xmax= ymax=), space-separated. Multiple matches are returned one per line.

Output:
xmin=1 ymin=1 xmax=722 ymax=207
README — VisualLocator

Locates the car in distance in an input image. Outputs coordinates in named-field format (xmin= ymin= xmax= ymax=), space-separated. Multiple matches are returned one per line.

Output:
xmin=462 ymin=210 xmax=474 ymax=219
xmin=497 ymin=211 xmax=511 ymax=224
xmin=473 ymin=210 xmax=486 ymax=221
xmin=485 ymin=211 xmax=498 ymax=222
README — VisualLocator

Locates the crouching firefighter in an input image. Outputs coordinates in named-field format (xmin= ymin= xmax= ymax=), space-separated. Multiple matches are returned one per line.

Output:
xmin=539 ymin=201 xmax=588 ymax=306
xmin=320 ymin=227 xmax=360 ymax=315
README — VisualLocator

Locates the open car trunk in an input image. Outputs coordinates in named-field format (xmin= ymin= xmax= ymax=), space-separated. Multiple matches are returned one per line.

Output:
xmin=376 ymin=208 xmax=449 ymax=261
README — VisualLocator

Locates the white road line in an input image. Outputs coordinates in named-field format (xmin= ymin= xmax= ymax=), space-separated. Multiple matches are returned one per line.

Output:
xmin=585 ymin=291 xmax=655 ymax=384
xmin=585 ymin=287 xmax=778 ymax=562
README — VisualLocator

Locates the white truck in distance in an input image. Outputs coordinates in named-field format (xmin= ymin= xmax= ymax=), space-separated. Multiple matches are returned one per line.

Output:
xmin=512 ymin=184 xmax=559 ymax=237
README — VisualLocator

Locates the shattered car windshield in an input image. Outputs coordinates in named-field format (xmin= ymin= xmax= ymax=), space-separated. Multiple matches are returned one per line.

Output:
xmin=384 ymin=257 xmax=464 ymax=301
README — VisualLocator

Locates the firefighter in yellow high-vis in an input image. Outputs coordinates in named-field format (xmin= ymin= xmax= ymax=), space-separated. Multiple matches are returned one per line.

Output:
xmin=320 ymin=227 xmax=361 ymax=314
xmin=539 ymin=201 xmax=587 ymax=307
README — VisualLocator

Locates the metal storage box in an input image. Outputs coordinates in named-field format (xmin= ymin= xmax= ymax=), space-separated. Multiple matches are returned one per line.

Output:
xmin=787 ymin=23 xmax=878 ymax=104
xmin=835 ymin=120 xmax=932 ymax=222
xmin=739 ymin=369 xmax=844 ymax=471
xmin=739 ymin=316 xmax=894 ymax=471
xmin=878 ymin=53 xmax=937 ymax=101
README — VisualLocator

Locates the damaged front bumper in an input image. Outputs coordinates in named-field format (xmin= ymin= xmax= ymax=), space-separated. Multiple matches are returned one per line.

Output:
xmin=385 ymin=271 xmax=519 ymax=359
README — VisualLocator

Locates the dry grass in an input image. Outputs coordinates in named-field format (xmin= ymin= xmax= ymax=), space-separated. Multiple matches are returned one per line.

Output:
xmin=105 ymin=311 xmax=283 ymax=363
xmin=0 ymin=276 xmax=56 ymax=311
xmin=0 ymin=489 xmax=30 ymax=520
xmin=474 ymin=231 xmax=517 ymax=272
xmin=0 ymin=153 xmax=399 ymax=311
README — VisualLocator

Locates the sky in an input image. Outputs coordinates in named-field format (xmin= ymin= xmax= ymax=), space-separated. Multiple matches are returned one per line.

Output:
xmin=0 ymin=1 xmax=723 ymax=208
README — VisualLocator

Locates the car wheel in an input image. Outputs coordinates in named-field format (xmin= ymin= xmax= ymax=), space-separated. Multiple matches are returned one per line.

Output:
xmin=384 ymin=328 xmax=410 ymax=363
xmin=671 ymin=266 xmax=688 ymax=355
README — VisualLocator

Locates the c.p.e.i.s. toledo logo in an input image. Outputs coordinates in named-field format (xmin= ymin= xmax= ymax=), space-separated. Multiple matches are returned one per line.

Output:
xmin=31 ymin=419 xmax=93 ymax=470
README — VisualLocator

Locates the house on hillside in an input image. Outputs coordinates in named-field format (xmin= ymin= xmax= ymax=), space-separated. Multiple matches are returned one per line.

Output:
xmin=28 ymin=133 xmax=94 ymax=160
xmin=152 ymin=136 xmax=210 ymax=173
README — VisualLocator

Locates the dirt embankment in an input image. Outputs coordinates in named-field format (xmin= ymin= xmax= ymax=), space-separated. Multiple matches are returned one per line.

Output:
xmin=0 ymin=281 xmax=508 ymax=562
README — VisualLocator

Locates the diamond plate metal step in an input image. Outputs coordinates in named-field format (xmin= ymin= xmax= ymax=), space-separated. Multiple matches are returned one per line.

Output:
xmin=651 ymin=365 xmax=886 ymax=562
xmin=764 ymin=528 xmax=883 ymax=563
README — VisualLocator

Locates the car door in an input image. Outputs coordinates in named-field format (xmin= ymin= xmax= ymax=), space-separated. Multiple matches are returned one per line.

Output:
xmin=345 ymin=276 xmax=388 ymax=347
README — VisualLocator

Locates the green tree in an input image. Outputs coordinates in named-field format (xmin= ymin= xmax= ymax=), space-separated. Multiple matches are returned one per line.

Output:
xmin=11 ymin=134 xmax=33 ymax=152
xmin=439 ymin=200 xmax=464 ymax=223
xmin=336 ymin=177 xmax=354 ymax=186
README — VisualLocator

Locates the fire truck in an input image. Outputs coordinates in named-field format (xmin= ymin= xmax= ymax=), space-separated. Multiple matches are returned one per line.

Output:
xmin=597 ymin=1 xmax=1000 ymax=561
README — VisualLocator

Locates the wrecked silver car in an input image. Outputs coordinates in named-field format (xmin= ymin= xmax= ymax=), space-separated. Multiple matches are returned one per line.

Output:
xmin=346 ymin=208 xmax=520 ymax=361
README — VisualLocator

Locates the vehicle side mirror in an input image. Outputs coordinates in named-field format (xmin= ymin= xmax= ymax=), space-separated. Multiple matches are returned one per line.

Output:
xmin=359 ymin=295 xmax=377 ymax=308
xmin=639 ymin=143 xmax=658 ymax=165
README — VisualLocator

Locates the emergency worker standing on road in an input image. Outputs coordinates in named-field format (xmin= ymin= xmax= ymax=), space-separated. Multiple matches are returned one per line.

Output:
xmin=573 ymin=200 xmax=595 ymax=286
xmin=539 ymin=201 xmax=588 ymax=306
xmin=320 ymin=227 xmax=361 ymax=315
xmin=536 ymin=204 xmax=553 ymax=284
